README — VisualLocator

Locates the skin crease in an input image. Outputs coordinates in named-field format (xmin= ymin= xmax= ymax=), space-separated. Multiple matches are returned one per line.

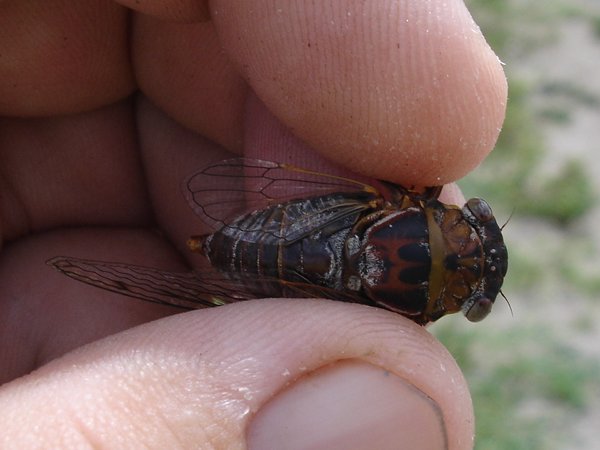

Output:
xmin=0 ymin=1 xmax=507 ymax=449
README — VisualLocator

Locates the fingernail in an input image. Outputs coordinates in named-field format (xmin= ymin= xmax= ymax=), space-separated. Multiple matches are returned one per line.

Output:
xmin=247 ymin=360 xmax=447 ymax=450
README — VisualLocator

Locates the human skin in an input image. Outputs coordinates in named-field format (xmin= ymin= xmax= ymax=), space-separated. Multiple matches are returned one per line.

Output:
xmin=0 ymin=1 xmax=506 ymax=449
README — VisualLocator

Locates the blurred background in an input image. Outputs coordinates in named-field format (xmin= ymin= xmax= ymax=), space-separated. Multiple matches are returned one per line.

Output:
xmin=431 ymin=1 xmax=600 ymax=448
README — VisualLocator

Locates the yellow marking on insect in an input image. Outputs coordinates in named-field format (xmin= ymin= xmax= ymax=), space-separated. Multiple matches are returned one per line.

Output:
xmin=425 ymin=207 xmax=446 ymax=309
xmin=368 ymin=200 xmax=379 ymax=209
xmin=211 ymin=297 xmax=226 ymax=306
xmin=187 ymin=236 xmax=204 ymax=253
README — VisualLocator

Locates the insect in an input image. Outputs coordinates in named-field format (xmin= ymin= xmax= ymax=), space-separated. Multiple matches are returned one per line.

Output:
xmin=47 ymin=158 xmax=508 ymax=325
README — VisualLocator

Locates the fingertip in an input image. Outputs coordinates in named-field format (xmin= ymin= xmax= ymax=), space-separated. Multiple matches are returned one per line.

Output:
xmin=212 ymin=0 xmax=506 ymax=185
xmin=439 ymin=183 xmax=467 ymax=207
xmin=0 ymin=300 xmax=473 ymax=449
xmin=244 ymin=94 xmax=468 ymax=208
xmin=247 ymin=360 xmax=448 ymax=450
xmin=148 ymin=300 xmax=474 ymax=449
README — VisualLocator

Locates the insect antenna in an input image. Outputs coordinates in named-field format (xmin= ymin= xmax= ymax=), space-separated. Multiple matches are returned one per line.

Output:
xmin=500 ymin=207 xmax=516 ymax=231
xmin=500 ymin=289 xmax=513 ymax=317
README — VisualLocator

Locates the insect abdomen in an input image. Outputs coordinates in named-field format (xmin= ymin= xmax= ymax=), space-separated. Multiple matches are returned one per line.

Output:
xmin=204 ymin=205 xmax=283 ymax=278
xmin=203 ymin=198 xmax=361 ymax=295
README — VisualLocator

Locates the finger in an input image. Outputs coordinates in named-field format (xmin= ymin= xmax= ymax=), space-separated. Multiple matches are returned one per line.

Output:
xmin=211 ymin=0 xmax=507 ymax=185
xmin=0 ymin=227 xmax=183 ymax=383
xmin=243 ymin=93 xmax=466 ymax=205
xmin=136 ymin=97 xmax=236 ymax=259
xmin=0 ymin=300 xmax=473 ymax=449
xmin=115 ymin=0 xmax=210 ymax=22
xmin=0 ymin=0 xmax=134 ymax=116
xmin=0 ymin=100 xmax=149 ymax=245
xmin=132 ymin=17 xmax=247 ymax=152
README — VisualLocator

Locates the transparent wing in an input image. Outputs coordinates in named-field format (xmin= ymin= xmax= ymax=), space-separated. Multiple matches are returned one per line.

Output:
xmin=184 ymin=158 xmax=383 ymax=238
xmin=47 ymin=256 xmax=251 ymax=309
xmin=47 ymin=256 xmax=369 ymax=308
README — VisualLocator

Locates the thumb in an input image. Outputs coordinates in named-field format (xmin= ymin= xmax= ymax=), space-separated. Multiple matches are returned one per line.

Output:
xmin=0 ymin=300 xmax=473 ymax=449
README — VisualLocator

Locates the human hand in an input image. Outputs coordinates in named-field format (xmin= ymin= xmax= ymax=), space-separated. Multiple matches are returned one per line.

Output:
xmin=0 ymin=1 xmax=506 ymax=448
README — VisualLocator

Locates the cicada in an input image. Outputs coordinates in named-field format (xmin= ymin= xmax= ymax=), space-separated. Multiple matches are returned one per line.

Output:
xmin=48 ymin=158 xmax=508 ymax=325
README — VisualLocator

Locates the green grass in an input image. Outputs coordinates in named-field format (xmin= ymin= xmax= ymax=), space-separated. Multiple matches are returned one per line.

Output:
xmin=460 ymin=80 xmax=595 ymax=225
xmin=590 ymin=15 xmax=600 ymax=40
xmin=498 ymin=247 xmax=542 ymax=292
xmin=466 ymin=0 xmax=564 ymax=58
xmin=519 ymin=160 xmax=595 ymax=225
xmin=538 ymin=81 xmax=600 ymax=110
xmin=440 ymin=3 xmax=600 ymax=448
xmin=558 ymin=236 xmax=600 ymax=296
xmin=537 ymin=106 xmax=571 ymax=124
xmin=434 ymin=324 xmax=600 ymax=450
xmin=461 ymin=1 xmax=597 ymax=225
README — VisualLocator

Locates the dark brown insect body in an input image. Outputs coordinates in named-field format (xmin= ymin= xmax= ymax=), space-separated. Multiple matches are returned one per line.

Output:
xmin=48 ymin=159 xmax=508 ymax=325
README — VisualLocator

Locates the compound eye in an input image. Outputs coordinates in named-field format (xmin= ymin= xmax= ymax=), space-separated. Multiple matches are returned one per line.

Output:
xmin=467 ymin=198 xmax=493 ymax=222
xmin=465 ymin=297 xmax=493 ymax=322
